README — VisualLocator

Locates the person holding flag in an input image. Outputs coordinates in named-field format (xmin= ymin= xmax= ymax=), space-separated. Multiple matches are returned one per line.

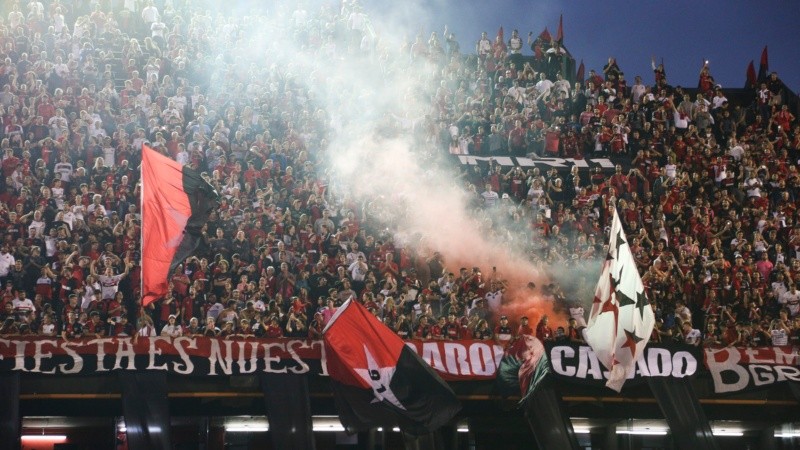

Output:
xmin=584 ymin=207 xmax=656 ymax=392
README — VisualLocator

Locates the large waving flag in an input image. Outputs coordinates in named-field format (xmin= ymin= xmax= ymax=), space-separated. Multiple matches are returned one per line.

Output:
xmin=757 ymin=46 xmax=769 ymax=83
xmin=745 ymin=60 xmax=757 ymax=89
xmin=585 ymin=208 xmax=655 ymax=392
xmin=556 ymin=14 xmax=564 ymax=43
xmin=141 ymin=144 xmax=217 ymax=306
xmin=323 ymin=299 xmax=460 ymax=435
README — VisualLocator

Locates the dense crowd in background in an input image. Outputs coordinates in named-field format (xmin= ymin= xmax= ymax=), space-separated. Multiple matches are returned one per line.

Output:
xmin=0 ymin=0 xmax=798 ymax=351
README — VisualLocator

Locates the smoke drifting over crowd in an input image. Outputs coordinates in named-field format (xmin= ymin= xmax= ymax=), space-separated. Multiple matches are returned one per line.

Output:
xmin=205 ymin=1 xmax=599 ymax=323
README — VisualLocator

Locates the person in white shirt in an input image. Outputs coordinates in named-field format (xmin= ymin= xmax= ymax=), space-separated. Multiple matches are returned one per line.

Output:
xmin=481 ymin=184 xmax=499 ymax=207
xmin=682 ymin=322 xmax=701 ymax=346
xmin=534 ymin=73 xmax=554 ymax=99
xmin=769 ymin=319 xmax=790 ymax=346
xmin=348 ymin=255 xmax=369 ymax=282
xmin=137 ymin=316 xmax=157 ymax=338
xmin=712 ymin=88 xmax=728 ymax=109
xmin=728 ymin=138 xmax=745 ymax=161
xmin=161 ymin=315 xmax=183 ymax=337
xmin=11 ymin=289 xmax=35 ymax=316
xmin=141 ymin=1 xmax=160 ymax=25
xmin=779 ymin=285 xmax=800 ymax=317
xmin=0 ymin=244 xmax=15 ymax=283
xmin=484 ymin=282 xmax=503 ymax=311
xmin=553 ymin=73 xmax=571 ymax=98
xmin=630 ymin=76 xmax=647 ymax=103
xmin=92 ymin=260 xmax=131 ymax=300
xmin=40 ymin=314 xmax=57 ymax=336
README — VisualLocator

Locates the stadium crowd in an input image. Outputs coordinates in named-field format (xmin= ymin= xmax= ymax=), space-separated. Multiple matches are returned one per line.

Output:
xmin=0 ymin=0 xmax=798 ymax=351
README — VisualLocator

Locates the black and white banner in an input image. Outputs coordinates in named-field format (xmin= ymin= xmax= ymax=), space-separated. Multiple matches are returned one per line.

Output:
xmin=547 ymin=343 xmax=701 ymax=387
xmin=456 ymin=155 xmax=617 ymax=172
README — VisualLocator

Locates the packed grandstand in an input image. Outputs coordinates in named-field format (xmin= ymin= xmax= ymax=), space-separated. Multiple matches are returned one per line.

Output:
xmin=0 ymin=0 xmax=798 ymax=356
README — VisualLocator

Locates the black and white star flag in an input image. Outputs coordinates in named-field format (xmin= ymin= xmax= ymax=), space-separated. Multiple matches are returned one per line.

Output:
xmin=585 ymin=207 xmax=656 ymax=392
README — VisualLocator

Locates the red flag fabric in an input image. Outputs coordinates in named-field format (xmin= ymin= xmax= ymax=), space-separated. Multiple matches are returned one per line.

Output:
xmin=576 ymin=60 xmax=585 ymax=84
xmin=757 ymin=46 xmax=769 ymax=83
xmin=556 ymin=14 xmax=564 ymax=43
xmin=746 ymin=60 xmax=757 ymax=89
xmin=141 ymin=144 xmax=217 ymax=306
xmin=585 ymin=208 xmax=655 ymax=392
xmin=497 ymin=26 xmax=503 ymax=41
xmin=538 ymin=27 xmax=551 ymax=42
xmin=323 ymin=299 xmax=460 ymax=435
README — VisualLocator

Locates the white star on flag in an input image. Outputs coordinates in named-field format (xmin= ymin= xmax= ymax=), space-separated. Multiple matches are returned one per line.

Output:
xmin=585 ymin=207 xmax=656 ymax=392
xmin=354 ymin=345 xmax=406 ymax=410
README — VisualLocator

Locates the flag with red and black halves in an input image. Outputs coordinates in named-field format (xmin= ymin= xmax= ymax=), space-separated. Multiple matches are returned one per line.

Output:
xmin=575 ymin=59 xmax=585 ymax=85
xmin=585 ymin=207 xmax=655 ymax=392
xmin=141 ymin=143 xmax=217 ymax=306
xmin=323 ymin=299 xmax=460 ymax=435
xmin=745 ymin=60 xmax=757 ymax=89
xmin=757 ymin=46 xmax=769 ymax=83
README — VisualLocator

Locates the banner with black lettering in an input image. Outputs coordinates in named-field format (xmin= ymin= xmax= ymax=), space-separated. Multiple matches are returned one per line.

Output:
xmin=704 ymin=346 xmax=800 ymax=394
xmin=546 ymin=342 xmax=701 ymax=388
xmin=0 ymin=337 xmax=503 ymax=380
xmin=454 ymin=155 xmax=618 ymax=173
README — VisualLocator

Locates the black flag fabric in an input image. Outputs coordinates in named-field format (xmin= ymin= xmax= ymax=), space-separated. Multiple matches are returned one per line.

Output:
xmin=323 ymin=299 xmax=460 ymax=435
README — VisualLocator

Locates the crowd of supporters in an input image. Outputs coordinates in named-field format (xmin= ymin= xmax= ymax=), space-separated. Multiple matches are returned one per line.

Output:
xmin=0 ymin=0 xmax=798 ymax=350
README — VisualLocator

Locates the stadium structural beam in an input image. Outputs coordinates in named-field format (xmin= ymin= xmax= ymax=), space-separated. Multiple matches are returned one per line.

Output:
xmin=401 ymin=430 xmax=445 ymax=450
xmin=759 ymin=426 xmax=777 ymax=450
xmin=259 ymin=373 xmax=315 ymax=450
xmin=647 ymin=377 xmax=718 ymax=450
xmin=523 ymin=381 xmax=580 ymax=450
xmin=0 ymin=373 xmax=20 ymax=450
xmin=119 ymin=372 xmax=172 ymax=450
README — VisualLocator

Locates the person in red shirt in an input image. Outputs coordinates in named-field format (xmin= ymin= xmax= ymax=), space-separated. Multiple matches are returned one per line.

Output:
xmin=517 ymin=316 xmax=533 ymax=336
xmin=431 ymin=316 xmax=446 ymax=340
xmin=264 ymin=316 xmax=284 ymax=338
xmin=442 ymin=313 xmax=462 ymax=340
xmin=536 ymin=315 xmax=554 ymax=342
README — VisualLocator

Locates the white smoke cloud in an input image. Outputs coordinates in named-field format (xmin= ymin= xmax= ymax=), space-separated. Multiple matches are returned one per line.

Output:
xmin=204 ymin=0 xmax=595 ymax=323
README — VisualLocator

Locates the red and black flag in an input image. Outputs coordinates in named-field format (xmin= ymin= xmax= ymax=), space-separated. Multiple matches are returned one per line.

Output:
xmin=538 ymin=27 xmax=552 ymax=43
xmin=141 ymin=144 xmax=217 ymax=306
xmin=757 ymin=46 xmax=769 ymax=83
xmin=323 ymin=300 xmax=460 ymax=435
xmin=745 ymin=60 xmax=757 ymax=89
xmin=575 ymin=59 xmax=585 ymax=85
xmin=556 ymin=14 xmax=564 ymax=43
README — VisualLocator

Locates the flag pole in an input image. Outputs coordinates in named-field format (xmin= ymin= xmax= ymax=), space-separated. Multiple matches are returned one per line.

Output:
xmin=139 ymin=143 xmax=144 ymax=311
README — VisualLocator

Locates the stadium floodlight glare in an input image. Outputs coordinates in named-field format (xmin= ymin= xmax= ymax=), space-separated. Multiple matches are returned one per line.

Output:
xmin=616 ymin=429 xmax=668 ymax=436
xmin=712 ymin=430 xmax=744 ymax=437
xmin=776 ymin=432 xmax=800 ymax=438
xmin=225 ymin=425 xmax=269 ymax=432
xmin=21 ymin=435 xmax=68 ymax=441
xmin=313 ymin=423 xmax=346 ymax=432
